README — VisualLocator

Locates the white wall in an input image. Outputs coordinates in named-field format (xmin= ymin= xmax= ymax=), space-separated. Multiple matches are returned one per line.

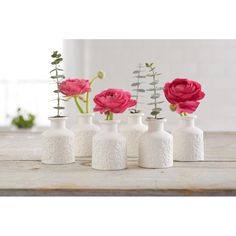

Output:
xmin=63 ymin=39 xmax=236 ymax=131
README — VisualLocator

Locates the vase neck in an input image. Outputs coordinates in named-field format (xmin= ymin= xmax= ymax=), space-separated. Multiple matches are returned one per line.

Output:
xmin=100 ymin=121 xmax=119 ymax=132
xmin=179 ymin=116 xmax=195 ymax=128
xmin=49 ymin=118 xmax=66 ymax=129
xmin=77 ymin=114 xmax=93 ymax=125
xmin=147 ymin=119 xmax=166 ymax=131
xmin=128 ymin=114 xmax=143 ymax=125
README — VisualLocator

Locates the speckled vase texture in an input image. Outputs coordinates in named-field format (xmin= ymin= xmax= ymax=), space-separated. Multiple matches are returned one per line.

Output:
xmin=42 ymin=117 xmax=75 ymax=164
xmin=139 ymin=118 xmax=173 ymax=168
xmin=121 ymin=113 xmax=148 ymax=158
xmin=74 ymin=113 xmax=100 ymax=157
xmin=173 ymin=115 xmax=204 ymax=161
xmin=92 ymin=120 xmax=127 ymax=170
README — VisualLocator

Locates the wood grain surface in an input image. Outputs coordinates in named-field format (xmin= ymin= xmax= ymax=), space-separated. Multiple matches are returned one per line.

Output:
xmin=0 ymin=132 xmax=235 ymax=196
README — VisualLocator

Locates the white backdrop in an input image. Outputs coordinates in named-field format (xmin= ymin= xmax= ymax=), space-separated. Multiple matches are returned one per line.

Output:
xmin=63 ymin=39 xmax=236 ymax=131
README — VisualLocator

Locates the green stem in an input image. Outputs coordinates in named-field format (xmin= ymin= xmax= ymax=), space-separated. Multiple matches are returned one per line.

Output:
xmin=89 ymin=75 xmax=98 ymax=86
xmin=74 ymin=97 xmax=84 ymax=113
xmin=85 ymin=92 xmax=89 ymax=113
xmin=84 ymin=75 xmax=99 ymax=114
xmin=180 ymin=112 xmax=188 ymax=117
xmin=135 ymin=64 xmax=141 ymax=112
xmin=105 ymin=111 xmax=113 ymax=120
xmin=151 ymin=69 xmax=157 ymax=119
xmin=109 ymin=112 xmax=113 ymax=120
xmin=55 ymin=66 xmax=60 ymax=117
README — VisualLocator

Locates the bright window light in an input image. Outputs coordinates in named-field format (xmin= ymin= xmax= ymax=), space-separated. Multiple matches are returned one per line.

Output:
xmin=0 ymin=39 xmax=62 ymax=126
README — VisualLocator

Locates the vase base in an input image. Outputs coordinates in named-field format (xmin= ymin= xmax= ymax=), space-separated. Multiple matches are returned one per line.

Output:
xmin=174 ymin=159 xmax=204 ymax=162
xmin=139 ymin=164 xmax=173 ymax=169
xmin=92 ymin=166 xmax=127 ymax=171
xmin=41 ymin=160 xmax=75 ymax=165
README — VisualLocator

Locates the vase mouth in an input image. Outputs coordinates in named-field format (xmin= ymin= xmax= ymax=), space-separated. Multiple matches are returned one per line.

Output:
xmin=128 ymin=112 xmax=145 ymax=117
xmin=146 ymin=117 xmax=166 ymax=123
xmin=99 ymin=120 xmax=121 ymax=124
xmin=180 ymin=114 xmax=197 ymax=119
xmin=77 ymin=113 xmax=94 ymax=117
xmin=48 ymin=116 xmax=68 ymax=121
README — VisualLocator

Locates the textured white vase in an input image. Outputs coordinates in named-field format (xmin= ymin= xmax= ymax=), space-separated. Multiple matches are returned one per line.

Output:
xmin=42 ymin=117 xmax=75 ymax=164
xmin=173 ymin=115 xmax=204 ymax=161
xmin=122 ymin=113 xmax=148 ymax=157
xmin=139 ymin=118 xmax=173 ymax=168
xmin=74 ymin=113 xmax=100 ymax=157
xmin=92 ymin=120 xmax=127 ymax=170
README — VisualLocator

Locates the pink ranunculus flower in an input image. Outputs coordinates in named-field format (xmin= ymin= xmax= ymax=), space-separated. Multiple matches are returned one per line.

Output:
xmin=164 ymin=78 xmax=205 ymax=114
xmin=93 ymin=88 xmax=137 ymax=114
xmin=59 ymin=79 xmax=91 ymax=96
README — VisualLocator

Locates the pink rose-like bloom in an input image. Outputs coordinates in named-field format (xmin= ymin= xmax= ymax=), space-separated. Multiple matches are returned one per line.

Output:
xmin=164 ymin=78 xmax=205 ymax=114
xmin=93 ymin=88 xmax=137 ymax=114
xmin=59 ymin=79 xmax=91 ymax=96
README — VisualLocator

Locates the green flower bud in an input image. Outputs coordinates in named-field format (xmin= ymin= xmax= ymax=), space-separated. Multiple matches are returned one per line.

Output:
xmin=97 ymin=71 xmax=105 ymax=79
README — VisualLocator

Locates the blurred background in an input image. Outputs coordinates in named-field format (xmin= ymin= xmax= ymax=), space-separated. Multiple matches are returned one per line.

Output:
xmin=1 ymin=39 xmax=236 ymax=131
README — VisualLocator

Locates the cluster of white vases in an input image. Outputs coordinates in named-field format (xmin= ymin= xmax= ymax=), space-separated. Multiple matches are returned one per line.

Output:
xmin=41 ymin=113 xmax=204 ymax=170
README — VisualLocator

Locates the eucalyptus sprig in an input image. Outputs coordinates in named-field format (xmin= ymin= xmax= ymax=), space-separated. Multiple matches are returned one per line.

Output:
xmin=145 ymin=63 xmax=164 ymax=119
xmin=130 ymin=64 xmax=146 ymax=113
xmin=50 ymin=51 xmax=65 ymax=117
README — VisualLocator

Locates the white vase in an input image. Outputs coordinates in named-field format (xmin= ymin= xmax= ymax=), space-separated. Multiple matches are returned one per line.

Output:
xmin=173 ymin=115 xmax=204 ymax=161
xmin=42 ymin=117 xmax=75 ymax=164
xmin=74 ymin=113 xmax=100 ymax=157
xmin=92 ymin=120 xmax=127 ymax=170
xmin=121 ymin=113 xmax=148 ymax=158
xmin=139 ymin=118 xmax=173 ymax=168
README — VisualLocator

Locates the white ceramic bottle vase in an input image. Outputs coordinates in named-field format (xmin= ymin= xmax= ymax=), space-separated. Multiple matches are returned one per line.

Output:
xmin=92 ymin=120 xmax=127 ymax=170
xmin=173 ymin=115 xmax=204 ymax=161
xmin=42 ymin=117 xmax=75 ymax=164
xmin=139 ymin=118 xmax=173 ymax=168
xmin=74 ymin=113 xmax=100 ymax=157
xmin=122 ymin=113 xmax=148 ymax=158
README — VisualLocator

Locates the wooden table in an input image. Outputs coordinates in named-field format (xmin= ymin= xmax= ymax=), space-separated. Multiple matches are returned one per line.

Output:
xmin=0 ymin=132 xmax=235 ymax=196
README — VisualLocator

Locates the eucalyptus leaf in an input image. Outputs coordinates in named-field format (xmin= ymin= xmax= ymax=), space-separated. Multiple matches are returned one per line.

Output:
xmin=51 ymin=51 xmax=58 ymax=58
xmin=131 ymin=82 xmax=141 ymax=86
xmin=53 ymin=90 xmax=60 ymax=93
xmin=148 ymin=102 xmax=164 ymax=105
xmin=146 ymin=88 xmax=155 ymax=91
xmin=53 ymin=106 xmax=65 ymax=110
xmin=50 ymin=69 xmax=56 ymax=73
xmin=136 ymin=75 xmax=145 ymax=79
xmin=129 ymin=109 xmax=140 ymax=114
xmin=151 ymin=110 xmax=160 ymax=116
xmin=149 ymin=81 xmax=159 ymax=85
xmin=133 ymin=70 xmax=140 ymax=74
xmin=133 ymin=89 xmax=145 ymax=92
xmin=150 ymin=94 xmax=160 ymax=99
xmin=50 ymin=75 xmax=65 ymax=79
xmin=51 ymin=58 xmax=63 ymax=65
